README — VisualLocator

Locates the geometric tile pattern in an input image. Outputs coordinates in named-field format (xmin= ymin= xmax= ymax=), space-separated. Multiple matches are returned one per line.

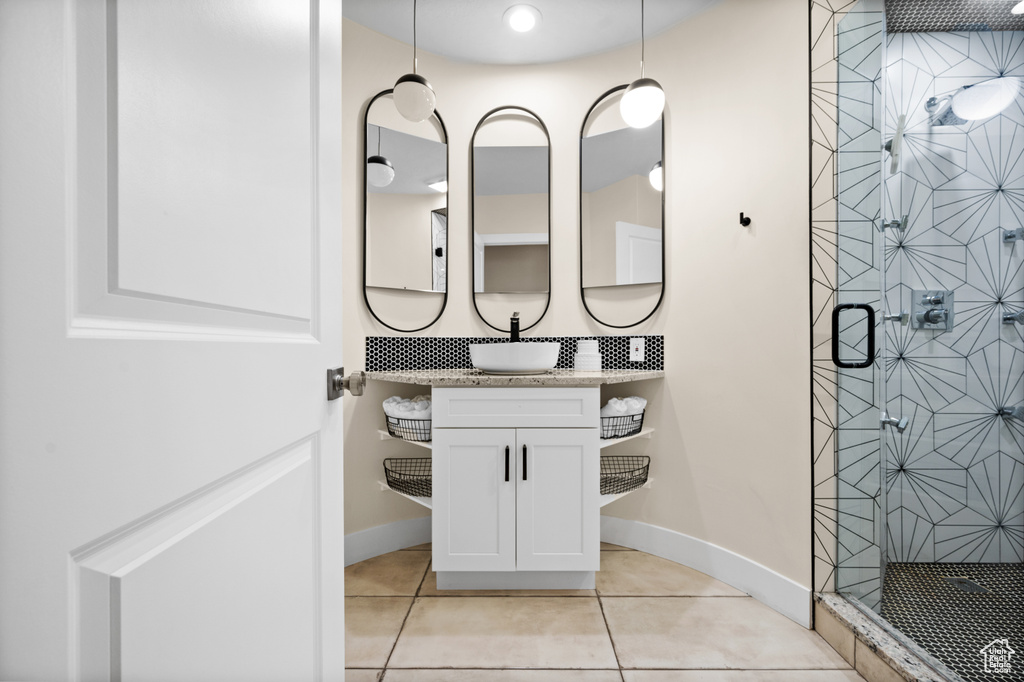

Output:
xmin=883 ymin=29 xmax=1024 ymax=566
xmin=810 ymin=0 xmax=1024 ymax=614
xmin=834 ymin=1 xmax=887 ymax=611
xmin=881 ymin=562 xmax=1024 ymax=682
xmin=811 ymin=0 xmax=865 ymax=600
xmin=365 ymin=335 xmax=664 ymax=372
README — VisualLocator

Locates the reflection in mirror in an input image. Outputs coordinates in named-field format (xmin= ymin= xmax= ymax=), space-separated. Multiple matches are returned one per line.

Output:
xmin=580 ymin=85 xmax=664 ymax=328
xmin=364 ymin=91 xmax=448 ymax=332
xmin=471 ymin=107 xmax=551 ymax=333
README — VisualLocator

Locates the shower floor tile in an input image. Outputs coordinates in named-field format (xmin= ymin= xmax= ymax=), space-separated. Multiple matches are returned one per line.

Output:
xmin=881 ymin=562 xmax=1024 ymax=682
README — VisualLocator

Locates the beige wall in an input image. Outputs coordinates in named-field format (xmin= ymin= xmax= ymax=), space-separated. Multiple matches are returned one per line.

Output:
xmin=474 ymin=193 xmax=547 ymax=235
xmin=342 ymin=0 xmax=810 ymax=588
xmin=366 ymin=191 xmax=445 ymax=291
xmin=582 ymin=174 xmax=661 ymax=287
xmin=483 ymin=244 xmax=549 ymax=293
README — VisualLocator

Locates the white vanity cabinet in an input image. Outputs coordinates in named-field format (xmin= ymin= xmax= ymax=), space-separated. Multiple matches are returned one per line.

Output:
xmin=431 ymin=387 xmax=600 ymax=585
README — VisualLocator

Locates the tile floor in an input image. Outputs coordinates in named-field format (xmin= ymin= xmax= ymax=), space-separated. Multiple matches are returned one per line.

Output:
xmin=345 ymin=543 xmax=866 ymax=681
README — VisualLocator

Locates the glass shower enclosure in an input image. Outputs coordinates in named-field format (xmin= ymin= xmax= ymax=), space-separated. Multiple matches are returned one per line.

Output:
xmin=831 ymin=2 xmax=1023 ymax=680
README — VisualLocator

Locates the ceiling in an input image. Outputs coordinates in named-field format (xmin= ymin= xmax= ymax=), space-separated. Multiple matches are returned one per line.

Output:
xmin=342 ymin=0 xmax=720 ymax=65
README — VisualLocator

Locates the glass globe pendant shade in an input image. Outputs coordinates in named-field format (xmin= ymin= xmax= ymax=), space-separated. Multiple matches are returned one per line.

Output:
xmin=367 ymin=155 xmax=395 ymax=188
xmin=951 ymin=76 xmax=1020 ymax=121
xmin=648 ymin=161 xmax=663 ymax=191
xmin=393 ymin=73 xmax=436 ymax=123
xmin=621 ymin=77 xmax=665 ymax=129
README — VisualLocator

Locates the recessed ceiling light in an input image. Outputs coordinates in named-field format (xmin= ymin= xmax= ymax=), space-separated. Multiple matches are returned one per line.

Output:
xmin=503 ymin=5 xmax=541 ymax=33
xmin=1014 ymin=0 xmax=1024 ymax=14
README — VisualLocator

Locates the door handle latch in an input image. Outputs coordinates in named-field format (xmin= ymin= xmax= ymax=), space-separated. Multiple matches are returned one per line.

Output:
xmin=327 ymin=367 xmax=365 ymax=400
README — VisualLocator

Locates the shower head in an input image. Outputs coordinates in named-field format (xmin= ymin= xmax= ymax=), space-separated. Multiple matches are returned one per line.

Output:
xmin=926 ymin=76 xmax=1021 ymax=126
xmin=999 ymin=405 xmax=1024 ymax=422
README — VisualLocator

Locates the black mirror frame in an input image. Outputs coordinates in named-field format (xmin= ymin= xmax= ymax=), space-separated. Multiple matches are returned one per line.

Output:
xmin=579 ymin=84 xmax=666 ymax=328
xmin=362 ymin=89 xmax=449 ymax=333
xmin=470 ymin=105 xmax=552 ymax=334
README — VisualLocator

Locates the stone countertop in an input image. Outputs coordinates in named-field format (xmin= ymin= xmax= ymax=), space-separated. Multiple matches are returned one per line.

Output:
xmin=365 ymin=368 xmax=665 ymax=387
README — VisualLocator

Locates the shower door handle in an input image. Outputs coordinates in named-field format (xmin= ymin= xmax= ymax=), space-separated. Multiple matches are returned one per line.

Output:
xmin=831 ymin=304 xmax=875 ymax=369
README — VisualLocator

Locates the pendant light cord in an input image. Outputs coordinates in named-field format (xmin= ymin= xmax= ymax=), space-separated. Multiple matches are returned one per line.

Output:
xmin=413 ymin=0 xmax=419 ymax=75
xmin=640 ymin=0 xmax=645 ymax=78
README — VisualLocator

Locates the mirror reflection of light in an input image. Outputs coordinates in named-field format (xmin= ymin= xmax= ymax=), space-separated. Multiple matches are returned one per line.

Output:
xmin=367 ymin=156 xmax=395 ymax=187
xmin=951 ymin=76 xmax=1020 ymax=120
xmin=428 ymin=180 xmax=448 ymax=193
xmin=648 ymin=162 xmax=663 ymax=191
xmin=503 ymin=5 xmax=541 ymax=33
xmin=1013 ymin=0 xmax=1024 ymax=14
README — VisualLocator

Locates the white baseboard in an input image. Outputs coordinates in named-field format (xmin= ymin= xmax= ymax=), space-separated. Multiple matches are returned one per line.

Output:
xmin=342 ymin=515 xmax=811 ymax=628
xmin=344 ymin=516 xmax=431 ymax=566
xmin=600 ymin=516 xmax=812 ymax=628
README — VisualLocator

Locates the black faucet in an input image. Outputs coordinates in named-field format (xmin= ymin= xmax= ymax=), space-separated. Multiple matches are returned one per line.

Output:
xmin=510 ymin=312 xmax=520 ymax=342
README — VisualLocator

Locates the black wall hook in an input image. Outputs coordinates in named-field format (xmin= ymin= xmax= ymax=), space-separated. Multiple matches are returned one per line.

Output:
xmin=739 ymin=212 xmax=751 ymax=227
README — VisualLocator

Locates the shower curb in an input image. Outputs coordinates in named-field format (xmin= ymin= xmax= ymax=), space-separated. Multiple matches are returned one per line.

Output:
xmin=815 ymin=592 xmax=966 ymax=682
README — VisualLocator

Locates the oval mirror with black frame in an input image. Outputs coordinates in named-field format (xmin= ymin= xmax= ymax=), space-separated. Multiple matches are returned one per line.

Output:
xmin=363 ymin=90 xmax=448 ymax=333
xmin=471 ymin=106 xmax=551 ymax=334
xmin=580 ymin=85 xmax=664 ymax=328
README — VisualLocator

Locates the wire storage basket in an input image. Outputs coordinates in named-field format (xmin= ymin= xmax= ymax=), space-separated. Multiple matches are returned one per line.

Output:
xmin=385 ymin=415 xmax=432 ymax=442
xmin=383 ymin=458 xmax=432 ymax=497
xmin=600 ymin=411 xmax=645 ymax=439
xmin=600 ymin=455 xmax=650 ymax=495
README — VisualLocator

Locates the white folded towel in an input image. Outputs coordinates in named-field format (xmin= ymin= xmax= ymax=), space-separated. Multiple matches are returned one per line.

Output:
xmin=600 ymin=396 xmax=647 ymax=418
xmin=383 ymin=395 xmax=432 ymax=419
xmin=600 ymin=398 xmax=628 ymax=417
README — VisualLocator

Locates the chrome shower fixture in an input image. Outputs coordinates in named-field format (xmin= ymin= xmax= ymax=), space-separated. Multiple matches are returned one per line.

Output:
xmin=881 ymin=214 xmax=909 ymax=232
xmin=926 ymin=77 xmax=1021 ymax=126
xmin=999 ymin=405 xmax=1024 ymax=422
xmin=1003 ymin=310 xmax=1024 ymax=325
xmin=881 ymin=411 xmax=909 ymax=433
xmin=912 ymin=289 xmax=954 ymax=332
xmin=1004 ymin=227 xmax=1024 ymax=243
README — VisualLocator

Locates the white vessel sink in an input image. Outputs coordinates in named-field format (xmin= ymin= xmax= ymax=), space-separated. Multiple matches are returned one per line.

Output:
xmin=469 ymin=342 xmax=561 ymax=375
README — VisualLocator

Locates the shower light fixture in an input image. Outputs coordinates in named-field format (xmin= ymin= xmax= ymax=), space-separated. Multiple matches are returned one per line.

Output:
xmin=367 ymin=128 xmax=395 ymax=188
xmin=648 ymin=161 xmax=663 ymax=191
xmin=394 ymin=0 xmax=436 ymax=123
xmin=504 ymin=5 xmax=541 ymax=33
xmin=620 ymin=0 xmax=665 ymax=129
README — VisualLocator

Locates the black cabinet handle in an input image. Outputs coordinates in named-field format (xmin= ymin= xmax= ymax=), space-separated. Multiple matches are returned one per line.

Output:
xmin=505 ymin=446 xmax=510 ymax=482
xmin=522 ymin=444 xmax=527 ymax=481
xmin=831 ymin=303 xmax=875 ymax=369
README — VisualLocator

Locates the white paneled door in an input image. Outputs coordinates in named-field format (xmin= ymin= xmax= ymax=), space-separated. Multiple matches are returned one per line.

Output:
xmin=0 ymin=1 xmax=344 ymax=680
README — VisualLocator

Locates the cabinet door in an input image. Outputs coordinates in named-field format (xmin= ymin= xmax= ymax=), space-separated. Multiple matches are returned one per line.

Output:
xmin=432 ymin=428 xmax=516 ymax=572
xmin=516 ymin=429 xmax=600 ymax=571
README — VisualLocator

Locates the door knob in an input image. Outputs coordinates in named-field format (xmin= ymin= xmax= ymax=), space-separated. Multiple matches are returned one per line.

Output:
xmin=326 ymin=367 xmax=365 ymax=400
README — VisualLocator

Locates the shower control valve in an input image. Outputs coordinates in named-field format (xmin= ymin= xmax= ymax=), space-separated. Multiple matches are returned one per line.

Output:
xmin=911 ymin=289 xmax=954 ymax=332
xmin=1003 ymin=310 xmax=1024 ymax=325
xmin=917 ymin=308 xmax=947 ymax=325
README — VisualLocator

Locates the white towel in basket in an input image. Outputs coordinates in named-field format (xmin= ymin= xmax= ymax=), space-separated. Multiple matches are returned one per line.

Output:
xmin=383 ymin=395 xmax=432 ymax=420
xmin=600 ymin=396 xmax=647 ymax=437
